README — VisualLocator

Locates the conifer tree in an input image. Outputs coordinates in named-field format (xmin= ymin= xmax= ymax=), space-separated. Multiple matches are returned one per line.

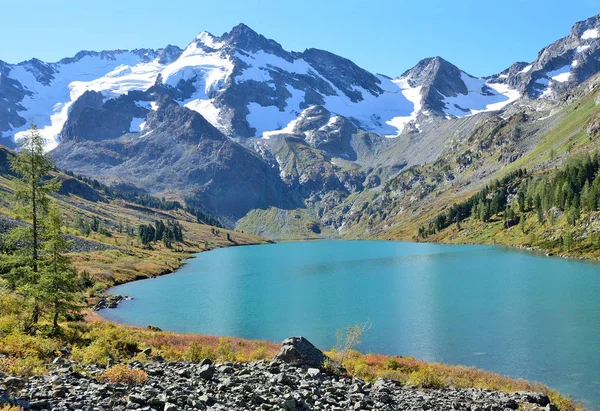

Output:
xmin=9 ymin=124 xmax=59 ymax=274
xmin=38 ymin=203 xmax=80 ymax=333
xmin=4 ymin=124 xmax=60 ymax=329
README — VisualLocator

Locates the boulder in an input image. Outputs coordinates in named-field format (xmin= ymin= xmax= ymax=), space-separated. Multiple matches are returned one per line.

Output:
xmin=274 ymin=336 xmax=345 ymax=374
xmin=198 ymin=364 xmax=215 ymax=380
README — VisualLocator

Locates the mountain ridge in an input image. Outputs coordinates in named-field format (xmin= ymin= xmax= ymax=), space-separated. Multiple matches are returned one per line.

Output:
xmin=3 ymin=13 xmax=600 ymax=238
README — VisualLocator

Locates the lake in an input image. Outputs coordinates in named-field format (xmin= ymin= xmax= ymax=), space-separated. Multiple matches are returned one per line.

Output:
xmin=101 ymin=241 xmax=600 ymax=408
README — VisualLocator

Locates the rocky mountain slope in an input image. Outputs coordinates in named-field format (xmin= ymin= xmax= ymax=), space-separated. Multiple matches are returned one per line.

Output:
xmin=2 ymin=14 xmax=600 ymax=238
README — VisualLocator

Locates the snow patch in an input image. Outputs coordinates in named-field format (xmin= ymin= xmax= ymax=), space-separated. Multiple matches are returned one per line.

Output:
xmin=320 ymin=74 xmax=413 ymax=136
xmin=247 ymin=85 xmax=306 ymax=137
xmin=442 ymin=73 xmax=520 ymax=117
xmin=130 ymin=117 xmax=146 ymax=132
xmin=385 ymin=77 xmax=423 ymax=136
xmin=135 ymin=100 xmax=151 ymax=109
xmin=519 ymin=64 xmax=532 ymax=74
xmin=262 ymin=118 xmax=298 ymax=139
xmin=160 ymin=40 xmax=233 ymax=96
xmin=195 ymin=32 xmax=225 ymax=49
xmin=547 ymin=65 xmax=572 ymax=83
xmin=582 ymin=29 xmax=600 ymax=40
xmin=577 ymin=44 xmax=591 ymax=53
xmin=184 ymin=99 xmax=221 ymax=127
xmin=8 ymin=52 xmax=162 ymax=150
xmin=234 ymin=51 xmax=312 ymax=87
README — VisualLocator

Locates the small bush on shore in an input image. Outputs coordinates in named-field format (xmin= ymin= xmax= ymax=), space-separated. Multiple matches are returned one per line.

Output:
xmin=215 ymin=337 xmax=237 ymax=362
xmin=72 ymin=323 xmax=140 ymax=365
xmin=0 ymin=356 xmax=46 ymax=377
xmin=99 ymin=364 xmax=148 ymax=385
xmin=0 ymin=405 xmax=25 ymax=411
xmin=183 ymin=341 xmax=216 ymax=362
xmin=249 ymin=343 xmax=269 ymax=361
xmin=407 ymin=366 xmax=446 ymax=388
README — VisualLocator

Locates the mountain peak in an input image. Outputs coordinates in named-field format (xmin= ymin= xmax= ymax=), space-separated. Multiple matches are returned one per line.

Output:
xmin=228 ymin=23 xmax=259 ymax=38
xmin=571 ymin=13 xmax=600 ymax=38
xmin=400 ymin=56 xmax=461 ymax=79
xmin=222 ymin=23 xmax=264 ymax=46
xmin=218 ymin=23 xmax=287 ymax=57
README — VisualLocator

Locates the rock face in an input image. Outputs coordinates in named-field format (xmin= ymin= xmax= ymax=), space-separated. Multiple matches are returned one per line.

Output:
xmin=52 ymin=95 xmax=295 ymax=224
xmin=488 ymin=14 xmax=600 ymax=98
xmin=0 ymin=357 xmax=556 ymax=411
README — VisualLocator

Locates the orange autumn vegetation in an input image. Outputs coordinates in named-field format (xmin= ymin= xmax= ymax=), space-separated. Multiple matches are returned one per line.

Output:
xmin=327 ymin=350 xmax=581 ymax=411
xmin=99 ymin=364 xmax=148 ymax=385
xmin=78 ymin=312 xmax=279 ymax=364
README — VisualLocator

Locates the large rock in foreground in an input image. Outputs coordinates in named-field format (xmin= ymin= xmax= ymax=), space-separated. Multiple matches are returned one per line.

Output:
xmin=274 ymin=336 xmax=345 ymax=374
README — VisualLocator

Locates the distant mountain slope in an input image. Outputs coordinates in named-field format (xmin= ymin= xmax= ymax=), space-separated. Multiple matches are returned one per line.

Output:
xmin=4 ymin=14 xmax=600 ymax=238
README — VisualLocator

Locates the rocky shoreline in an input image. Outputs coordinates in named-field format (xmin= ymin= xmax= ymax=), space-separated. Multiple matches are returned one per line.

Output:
xmin=93 ymin=294 xmax=132 ymax=311
xmin=0 ymin=337 xmax=560 ymax=411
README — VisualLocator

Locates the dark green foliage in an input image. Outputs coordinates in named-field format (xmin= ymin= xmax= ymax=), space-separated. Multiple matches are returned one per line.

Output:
xmin=418 ymin=169 xmax=527 ymax=237
xmin=138 ymin=219 xmax=183 ymax=246
xmin=184 ymin=197 xmax=223 ymax=228
xmin=39 ymin=204 xmax=81 ymax=332
xmin=0 ymin=124 xmax=79 ymax=333
xmin=419 ymin=152 xmax=600 ymax=243
xmin=138 ymin=224 xmax=155 ymax=245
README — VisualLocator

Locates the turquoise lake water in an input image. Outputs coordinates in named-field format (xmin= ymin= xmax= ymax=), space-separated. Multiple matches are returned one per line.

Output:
xmin=101 ymin=241 xmax=600 ymax=408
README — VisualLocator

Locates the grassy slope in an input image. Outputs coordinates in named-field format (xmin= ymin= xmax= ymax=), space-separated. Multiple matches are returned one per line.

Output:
xmin=236 ymin=207 xmax=337 ymax=240
xmin=378 ymin=86 xmax=600 ymax=258
xmin=0 ymin=164 xmax=268 ymax=288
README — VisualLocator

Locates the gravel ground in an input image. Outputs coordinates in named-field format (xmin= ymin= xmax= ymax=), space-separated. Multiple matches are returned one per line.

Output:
xmin=0 ymin=338 xmax=559 ymax=411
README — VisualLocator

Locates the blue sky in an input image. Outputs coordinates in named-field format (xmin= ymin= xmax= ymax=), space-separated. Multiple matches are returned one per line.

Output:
xmin=1 ymin=0 xmax=598 ymax=77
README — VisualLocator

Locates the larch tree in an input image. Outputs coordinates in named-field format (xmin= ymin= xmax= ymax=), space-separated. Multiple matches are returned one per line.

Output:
xmin=6 ymin=123 xmax=60 ymax=329
xmin=38 ymin=203 xmax=80 ymax=333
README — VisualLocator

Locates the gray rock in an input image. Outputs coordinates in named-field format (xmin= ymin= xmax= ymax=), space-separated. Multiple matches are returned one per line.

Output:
xmin=0 ymin=352 xmax=567 ymax=411
xmin=306 ymin=368 xmax=321 ymax=378
xmin=164 ymin=402 xmax=178 ymax=411
xmin=198 ymin=364 xmax=215 ymax=380
xmin=274 ymin=336 xmax=344 ymax=373
xmin=3 ymin=376 xmax=24 ymax=388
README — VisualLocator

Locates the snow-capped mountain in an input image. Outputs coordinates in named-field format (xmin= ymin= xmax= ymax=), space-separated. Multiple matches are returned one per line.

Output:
xmin=395 ymin=56 xmax=520 ymax=119
xmin=3 ymin=15 xmax=600 ymax=151
xmin=488 ymin=14 xmax=600 ymax=99
xmin=4 ymin=14 xmax=600 ymax=234
xmin=0 ymin=23 xmax=533 ymax=150
xmin=0 ymin=48 xmax=182 ymax=149
xmin=149 ymin=23 xmax=419 ymax=139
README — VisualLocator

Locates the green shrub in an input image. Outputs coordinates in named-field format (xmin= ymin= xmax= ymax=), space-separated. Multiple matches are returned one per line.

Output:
xmin=183 ymin=341 xmax=216 ymax=362
xmin=322 ymin=358 xmax=340 ymax=375
xmin=0 ymin=332 xmax=60 ymax=359
xmin=385 ymin=357 xmax=402 ymax=370
xmin=215 ymin=338 xmax=237 ymax=362
xmin=0 ymin=355 xmax=46 ymax=377
xmin=249 ymin=343 xmax=269 ymax=361
xmin=71 ymin=324 xmax=140 ymax=365
xmin=407 ymin=366 xmax=446 ymax=388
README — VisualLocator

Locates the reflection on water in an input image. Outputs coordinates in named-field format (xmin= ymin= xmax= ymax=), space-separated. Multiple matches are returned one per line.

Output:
xmin=103 ymin=241 xmax=600 ymax=409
